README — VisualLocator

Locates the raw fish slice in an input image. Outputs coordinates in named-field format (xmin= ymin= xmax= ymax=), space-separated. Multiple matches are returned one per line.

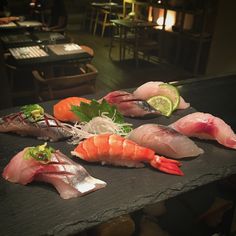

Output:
xmin=2 ymin=148 xmax=106 ymax=199
xmin=133 ymin=81 xmax=190 ymax=109
xmin=72 ymin=134 xmax=184 ymax=176
xmin=53 ymin=97 xmax=91 ymax=123
xmin=170 ymin=112 xmax=236 ymax=149
xmin=102 ymin=90 xmax=160 ymax=117
xmin=127 ymin=124 xmax=204 ymax=159
xmin=0 ymin=112 xmax=72 ymax=141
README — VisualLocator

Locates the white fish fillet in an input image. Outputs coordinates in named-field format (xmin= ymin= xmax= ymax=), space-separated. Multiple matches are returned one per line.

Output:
xmin=2 ymin=148 xmax=106 ymax=199
xmin=133 ymin=81 xmax=190 ymax=109
xmin=127 ymin=124 xmax=203 ymax=159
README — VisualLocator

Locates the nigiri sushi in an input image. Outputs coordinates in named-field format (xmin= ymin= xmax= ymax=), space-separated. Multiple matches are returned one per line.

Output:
xmin=0 ymin=104 xmax=72 ymax=141
xmin=133 ymin=81 xmax=190 ymax=109
xmin=170 ymin=112 xmax=236 ymax=149
xmin=53 ymin=97 xmax=91 ymax=123
xmin=102 ymin=91 xmax=161 ymax=117
xmin=2 ymin=143 xmax=106 ymax=199
xmin=127 ymin=124 xmax=204 ymax=159
xmin=72 ymin=134 xmax=184 ymax=176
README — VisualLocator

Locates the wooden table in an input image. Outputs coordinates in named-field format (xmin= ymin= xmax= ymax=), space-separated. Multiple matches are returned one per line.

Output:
xmin=0 ymin=31 xmax=68 ymax=49
xmin=111 ymin=19 xmax=158 ymax=66
xmin=0 ymin=74 xmax=236 ymax=236
xmin=0 ymin=20 xmax=42 ymax=34
xmin=7 ymin=43 xmax=93 ymax=67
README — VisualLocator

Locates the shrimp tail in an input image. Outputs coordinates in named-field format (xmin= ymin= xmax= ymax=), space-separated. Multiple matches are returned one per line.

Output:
xmin=150 ymin=155 xmax=184 ymax=176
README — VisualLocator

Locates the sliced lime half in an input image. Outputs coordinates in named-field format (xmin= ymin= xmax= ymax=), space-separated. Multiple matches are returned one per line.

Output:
xmin=158 ymin=83 xmax=180 ymax=110
xmin=147 ymin=95 xmax=173 ymax=117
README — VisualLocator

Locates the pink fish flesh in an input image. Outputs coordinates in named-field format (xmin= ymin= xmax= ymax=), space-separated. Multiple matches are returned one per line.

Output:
xmin=0 ymin=112 xmax=72 ymax=141
xmin=127 ymin=124 xmax=204 ymax=159
xmin=133 ymin=81 xmax=190 ymax=109
xmin=170 ymin=112 xmax=236 ymax=149
xmin=2 ymin=148 xmax=106 ymax=199
xmin=102 ymin=90 xmax=160 ymax=117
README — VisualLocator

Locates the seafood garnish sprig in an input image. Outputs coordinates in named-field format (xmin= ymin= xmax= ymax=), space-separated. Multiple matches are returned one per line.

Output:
xmin=23 ymin=143 xmax=55 ymax=163
xmin=21 ymin=104 xmax=44 ymax=122
xmin=65 ymin=112 xmax=133 ymax=145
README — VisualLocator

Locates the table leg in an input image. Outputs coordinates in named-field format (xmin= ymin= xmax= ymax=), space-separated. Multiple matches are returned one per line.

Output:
xmin=93 ymin=10 xmax=99 ymax=35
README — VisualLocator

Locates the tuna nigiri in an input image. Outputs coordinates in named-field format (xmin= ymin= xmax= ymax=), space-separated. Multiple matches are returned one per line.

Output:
xmin=170 ymin=112 xmax=236 ymax=149
xmin=0 ymin=104 xmax=72 ymax=141
xmin=127 ymin=124 xmax=204 ymax=159
xmin=133 ymin=81 xmax=190 ymax=109
xmin=53 ymin=97 xmax=91 ymax=123
xmin=72 ymin=134 xmax=184 ymax=176
xmin=2 ymin=143 xmax=106 ymax=199
xmin=102 ymin=91 xmax=161 ymax=117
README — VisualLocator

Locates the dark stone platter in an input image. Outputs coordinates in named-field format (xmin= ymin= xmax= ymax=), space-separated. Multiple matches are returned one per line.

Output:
xmin=0 ymin=74 xmax=236 ymax=236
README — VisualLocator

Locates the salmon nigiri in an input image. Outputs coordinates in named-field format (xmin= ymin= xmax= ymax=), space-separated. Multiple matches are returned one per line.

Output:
xmin=170 ymin=112 xmax=236 ymax=149
xmin=53 ymin=97 xmax=91 ymax=123
xmin=72 ymin=134 xmax=184 ymax=176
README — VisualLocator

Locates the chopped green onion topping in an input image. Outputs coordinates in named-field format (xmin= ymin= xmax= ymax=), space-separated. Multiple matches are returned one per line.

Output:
xmin=21 ymin=104 xmax=44 ymax=121
xmin=24 ymin=143 xmax=55 ymax=163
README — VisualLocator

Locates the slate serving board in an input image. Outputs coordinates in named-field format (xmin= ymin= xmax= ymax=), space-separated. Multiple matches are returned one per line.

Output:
xmin=0 ymin=92 xmax=236 ymax=236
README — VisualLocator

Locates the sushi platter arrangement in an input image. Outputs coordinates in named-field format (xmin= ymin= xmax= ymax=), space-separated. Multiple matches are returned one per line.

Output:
xmin=1 ymin=80 xmax=236 ymax=235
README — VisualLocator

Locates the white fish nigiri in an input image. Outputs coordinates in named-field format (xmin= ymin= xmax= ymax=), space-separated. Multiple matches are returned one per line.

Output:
xmin=170 ymin=112 xmax=236 ymax=149
xmin=127 ymin=124 xmax=204 ymax=159
xmin=2 ymin=145 xmax=106 ymax=199
xmin=133 ymin=81 xmax=190 ymax=109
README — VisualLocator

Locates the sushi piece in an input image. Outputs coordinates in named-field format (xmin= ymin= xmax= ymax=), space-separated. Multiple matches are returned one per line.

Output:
xmin=102 ymin=90 xmax=161 ymax=117
xmin=72 ymin=134 xmax=184 ymax=176
xmin=0 ymin=104 xmax=72 ymax=141
xmin=127 ymin=124 xmax=204 ymax=159
xmin=170 ymin=112 xmax=236 ymax=149
xmin=133 ymin=81 xmax=190 ymax=109
xmin=2 ymin=143 xmax=106 ymax=199
xmin=53 ymin=97 xmax=91 ymax=123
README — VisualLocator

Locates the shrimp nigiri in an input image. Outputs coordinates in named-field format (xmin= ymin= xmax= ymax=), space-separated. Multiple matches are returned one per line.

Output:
xmin=53 ymin=97 xmax=91 ymax=123
xmin=170 ymin=112 xmax=236 ymax=149
xmin=72 ymin=134 xmax=184 ymax=176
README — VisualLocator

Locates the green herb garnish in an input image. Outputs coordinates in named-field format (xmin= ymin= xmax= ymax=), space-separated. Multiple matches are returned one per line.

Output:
xmin=24 ymin=143 xmax=55 ymax=163
xmin=21 ymin=104 xmax=44 ymax=121
xmin=71 ymin=99 xmax=133 ymax=134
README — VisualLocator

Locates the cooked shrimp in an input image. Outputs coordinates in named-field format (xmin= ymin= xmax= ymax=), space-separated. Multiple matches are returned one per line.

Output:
xmin=72 ymin=134 xmax=184 ymax=176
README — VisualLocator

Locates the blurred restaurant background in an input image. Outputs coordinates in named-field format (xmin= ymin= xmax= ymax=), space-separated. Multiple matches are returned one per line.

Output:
xmin=0 ymin=0 xmax=235 ymax=109
xmin=0 ymin=1 xmax=236 ymax=236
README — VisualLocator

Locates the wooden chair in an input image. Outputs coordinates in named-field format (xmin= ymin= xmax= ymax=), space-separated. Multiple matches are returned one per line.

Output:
xmin=123 ymin=0 xmax=135 ymax=18
xmin=32 ymin=63 xmax=98 ymax=101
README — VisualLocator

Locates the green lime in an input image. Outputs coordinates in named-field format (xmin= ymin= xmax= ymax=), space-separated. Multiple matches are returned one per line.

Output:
xmin=158 ymin=83 xmax=180 ymax=110
xmin=147 ymin=95 xmax=173 ymax=117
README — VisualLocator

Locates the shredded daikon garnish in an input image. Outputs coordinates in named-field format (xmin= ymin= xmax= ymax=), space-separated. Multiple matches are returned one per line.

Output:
xmin=64 ymin=113 xmax=132 ymax=145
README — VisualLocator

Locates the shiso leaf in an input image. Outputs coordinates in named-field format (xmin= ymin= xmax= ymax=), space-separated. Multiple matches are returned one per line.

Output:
xmin=71 ymin=99 xmax=132 ymax=134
